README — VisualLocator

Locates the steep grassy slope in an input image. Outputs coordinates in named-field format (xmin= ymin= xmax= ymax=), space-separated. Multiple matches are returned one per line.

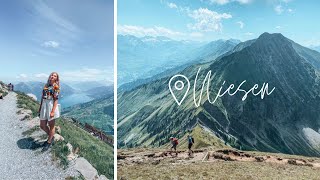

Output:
xmin=16 ymin=92 xmax=114 ymax=179
xmin=62 ymin=96 xmax=114 ymax=135
xmin=53 ymin=118 xmax=114 ymax=178
xmin=118 ymin=33 xmax=320 ymax=157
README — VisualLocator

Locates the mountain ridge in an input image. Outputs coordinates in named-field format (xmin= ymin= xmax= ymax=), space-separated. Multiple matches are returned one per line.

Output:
xmin=118 ymin=34 xmax=240 ymax=86
xmin=118 ymin=32 xmax=320 ymax=157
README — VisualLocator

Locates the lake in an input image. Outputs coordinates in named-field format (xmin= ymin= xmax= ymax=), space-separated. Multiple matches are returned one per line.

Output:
xmin=59 ymin=93 xmax=93 ymax=109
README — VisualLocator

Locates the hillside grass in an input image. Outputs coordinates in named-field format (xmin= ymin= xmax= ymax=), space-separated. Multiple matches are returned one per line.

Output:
xmin=179 ymin=124 xmax=229 ymax=150
xmin=53 ymin=118 xmax=114 ymax=179
xmin=160 ymin=124 xmax=229 ymax=151
xmin=16 ymin=91 xmax=40 ymax=118
xmin=15 ymin=91 xmax=114 ymax=179
xmin=0 ymin=90 xmax=8 ymax=97
xmin=62 ymin=96 xmax=114 ymax=135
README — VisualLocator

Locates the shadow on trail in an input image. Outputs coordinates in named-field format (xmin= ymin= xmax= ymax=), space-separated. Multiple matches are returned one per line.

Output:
xmin=17 ymin=137 xmax=43 ymax=150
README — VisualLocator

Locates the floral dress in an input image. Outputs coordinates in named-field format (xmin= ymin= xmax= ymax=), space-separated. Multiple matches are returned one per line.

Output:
xmin=42 ymin=83 xmax=60 ymax=100
xmin=40 ymin=83 xmax=60 ymax=120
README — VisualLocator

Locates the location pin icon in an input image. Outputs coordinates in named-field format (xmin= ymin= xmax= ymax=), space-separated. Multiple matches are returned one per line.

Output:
xmin=169 ymin=74 xmax=190 ymax=106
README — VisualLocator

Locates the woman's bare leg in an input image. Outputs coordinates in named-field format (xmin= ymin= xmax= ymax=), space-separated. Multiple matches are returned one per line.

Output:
xmin=47 ymin=120 xmax=55 ymax=143
xmin=40 ymin=120 xmax=50 ymax=135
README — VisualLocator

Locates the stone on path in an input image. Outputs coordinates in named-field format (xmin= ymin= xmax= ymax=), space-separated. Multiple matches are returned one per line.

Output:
xmin=74 ymin=157 xmax=99 ymax=180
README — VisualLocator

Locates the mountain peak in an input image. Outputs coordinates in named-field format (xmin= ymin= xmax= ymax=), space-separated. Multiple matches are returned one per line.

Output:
xmin=258 ymin=32 xmax=285 ymax=40
xmin=227 ymin=38 xmax=241 ymax=44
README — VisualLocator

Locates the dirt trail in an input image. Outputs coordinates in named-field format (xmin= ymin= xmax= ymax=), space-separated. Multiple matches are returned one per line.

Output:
xmin=118 ymin=148 xmax=320 ymax=168
xmin=0 ymin=92 xmax=78 ymax=179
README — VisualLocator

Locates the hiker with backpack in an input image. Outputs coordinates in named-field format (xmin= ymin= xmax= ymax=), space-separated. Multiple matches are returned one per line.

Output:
xmin=169 ymin=137 xmax=179 ymax=156
xmin=188 ymin=135 xmax=194 ymax=156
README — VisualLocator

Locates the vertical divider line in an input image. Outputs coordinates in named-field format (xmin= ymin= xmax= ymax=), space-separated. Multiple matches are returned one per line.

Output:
xmin=113 ymin=0 xmax=118 ymax=179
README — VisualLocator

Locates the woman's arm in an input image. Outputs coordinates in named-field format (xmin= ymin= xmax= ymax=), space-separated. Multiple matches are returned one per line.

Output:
xmin=38 ymin=94 xmax=43 ymax=115
xmin=50 ymin=99 xmax=58 ymax=118
xmin=50 ymin=84 xmax=60 ymax=118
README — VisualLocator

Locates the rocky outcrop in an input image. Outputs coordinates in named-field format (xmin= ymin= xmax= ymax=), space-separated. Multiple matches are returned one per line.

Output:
xmin=74 ymin=157 xmax=102 ymax=180
xmin=66 ymin=143 xmax=78 ymax=161
xmin=118 ymin=148 xmax=320 ymax=169
xmin=0 ymin=81 xmax=9 ymax=92
xmin=26 ymin=93 xmax=37 ymax=101
xmin=17 ymin=109 xmax=33 ymax=121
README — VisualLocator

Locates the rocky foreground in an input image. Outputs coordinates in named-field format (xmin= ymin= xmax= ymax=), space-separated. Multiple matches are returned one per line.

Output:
xmin=0 ymin=92 xmax=79 ymax=179
xmin=0 ymin=91 xmax=110 ymax=179
xmin=118 ymin=148 xmax=320 ymax=179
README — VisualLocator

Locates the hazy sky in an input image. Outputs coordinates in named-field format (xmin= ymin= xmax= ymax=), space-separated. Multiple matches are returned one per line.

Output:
xmin=118 ymin=0 xmax=320 ymax=46
xmin=0 ymin=0 xmax=114 ymax=84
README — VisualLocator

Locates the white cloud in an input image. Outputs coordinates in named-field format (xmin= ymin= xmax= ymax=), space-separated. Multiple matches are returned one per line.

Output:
xmin=33 ymin=1 xmax=80 ymax=34
xmin=274 ymin=5 xmax=284 ymax=14
xmin=245 ymin=32 xmax=254 ymax=36
xmin=16 ymin=74 xmax=28 ymax=79
xmin=204 ymin=0 xmax=252 ymax=5
xmin=287 ymin=8 xmax=293 ymax=13
xmin=210 ymin=0 xmax=230 ymax=5
xmin=118 ymin=25 xmax=185 ymax=38
xmin=34 ymin=73 xmax=49 ymax=78
xmin=42 ymin=41 xmax=60 ymax=48
xmin=187 ymin=8 xmax=232 ymax=32
xmin=237 ymin=21 xmax=244 ymax=29
xmin=14 ymin=68 xmax=113 ymax=83
xmin=61 ymin=67 xmax=114 ymax=82
xmin=29 ymin=1 xmax=83 ymax=55
xmin=302 ymin=38 xmax=320 ymax=47
xmin=118 ymin=25 xmax=207 ymax=40
xmin=275 ymin=25 xmax=282 ymax=29
xmin=236 ymin=0 xmax=252 ymax=4
xmin=167 ymin=2 xmax=178 ymax=9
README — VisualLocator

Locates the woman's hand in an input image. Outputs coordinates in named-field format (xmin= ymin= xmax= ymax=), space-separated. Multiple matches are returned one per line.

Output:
xmin=50 ymin=111 xmax=55 ymax=118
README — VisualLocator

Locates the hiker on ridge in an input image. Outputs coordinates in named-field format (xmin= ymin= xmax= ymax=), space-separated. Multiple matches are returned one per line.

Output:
xmin=188 ymin=134 xmax=194 ymax=156
xmin=38 ymin=72 xmax=61 ymax=152
xmin=8 ymin=83 xmax=12 ymax=91
xmin=169 ymin=137 xmax=179 ymax=156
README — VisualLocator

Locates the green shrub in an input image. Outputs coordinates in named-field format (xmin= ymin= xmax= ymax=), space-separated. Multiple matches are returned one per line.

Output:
xmin=16 ymin=91 xmax=40 ymax=118
xmin=54 ymin=118 xmax=114 ymax=179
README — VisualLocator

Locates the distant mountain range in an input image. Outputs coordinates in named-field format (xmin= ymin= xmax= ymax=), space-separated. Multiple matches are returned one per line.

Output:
xmin=118 ymin=35 xmax=240 ymax=87
xmin=118 ymin=32 xmax=320 ymax=157
xmin=86 ymin=85 xmax=113 ymax=99
xmin=9 ymin=80 xmax=115 ymax=136
xmin=309 ymin=45 xmax=320 ymax=53
xmin=68 ymin=81 xmax=110 ymax=92
xmin=14 ymin=81 xmax=113 ymax=101
xmin=62 ymin=95 xmax=114 ymax=135
xmin=15 ymin=81 xmax=75 ymax=101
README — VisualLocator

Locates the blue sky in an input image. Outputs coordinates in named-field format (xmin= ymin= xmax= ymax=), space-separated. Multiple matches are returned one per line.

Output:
xmin=0 ymin=0 xmax=114 ymax=84
xmin=118 ymin=0 xmax=320 ymax=46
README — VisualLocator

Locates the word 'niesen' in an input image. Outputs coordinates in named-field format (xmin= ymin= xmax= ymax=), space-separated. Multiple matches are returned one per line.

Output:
xmin=169 ymin=67 xmax=275 ymax=107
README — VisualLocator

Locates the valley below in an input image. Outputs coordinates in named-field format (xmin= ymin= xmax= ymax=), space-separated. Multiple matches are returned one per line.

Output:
xmin=118 ymin=32 xmax=320 ymax=170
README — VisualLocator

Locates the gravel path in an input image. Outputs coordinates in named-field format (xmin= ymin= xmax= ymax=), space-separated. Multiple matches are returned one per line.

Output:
xmin=0 ymin=92 xmax=78 ymax=179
